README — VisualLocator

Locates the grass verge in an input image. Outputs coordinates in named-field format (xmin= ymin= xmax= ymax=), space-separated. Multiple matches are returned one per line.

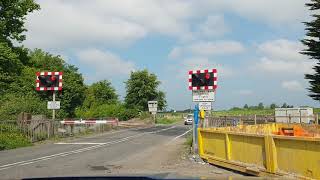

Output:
xmin=0 ymin=133 xmax=32 ymax=150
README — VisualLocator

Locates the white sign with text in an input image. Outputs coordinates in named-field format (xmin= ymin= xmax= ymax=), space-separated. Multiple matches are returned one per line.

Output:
xmin=192 ymin=90 xmax=215 ymax=102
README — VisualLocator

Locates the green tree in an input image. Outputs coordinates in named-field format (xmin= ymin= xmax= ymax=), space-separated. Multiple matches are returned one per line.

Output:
xmin=281 ymin=103 xmax=288 ymax=108
xmin=243 ymin=104 xmax=249 ymax=109
xmin=0 ymin=41 xmax=22 ymax=95
xmin=301 ymin=0 xmax=320 ymax=101
xmin=82 ymin=80 xmax=118 ymax=109
xmin=258 ymin=102 xmax=264 ymax=109
xmin=0 ymin=0 xmax=40 ymax=45
xmin=26 ymin=49 xmax=86 ymax=118
xmin=125 ymin=69 xmax=167 ymax=111
xmin=270 ymin=103 xmax=277 ymax=109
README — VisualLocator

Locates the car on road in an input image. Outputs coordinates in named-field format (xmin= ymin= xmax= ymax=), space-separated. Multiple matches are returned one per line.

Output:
xmin=184 ymin=114 xmax=193 ymax=125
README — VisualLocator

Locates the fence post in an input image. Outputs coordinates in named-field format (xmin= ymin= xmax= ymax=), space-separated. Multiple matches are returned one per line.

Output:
xmin=224 ymin=116 xmax=227 ymax=127
xmin=316 ymin=114 xmax=319 ymax=125
xmin=289 ymin=114 xmax=291 ymax=124
xmin=265 ymin=116 xmax=268 ymax=124
xmin=254 ymin=114 xmax=257 ymax=125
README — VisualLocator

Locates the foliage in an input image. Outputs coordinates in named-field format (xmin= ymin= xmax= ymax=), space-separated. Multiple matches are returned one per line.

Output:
xmin=0 ymin=93 xmax=49 ymax=120
xmin=214 ymin=109 xmax=274 ymax=116
xmin=258 ymin=102 xmax=264 ymax=109
xmin=125 ymin=69 xmax=167 ymax=111
xmin=76 ymin=104 xmax=138 ymax=121
xmin=0 ymin=133 xmax=31 ymax=150
xmin=1 ymin=49 xmax=87 ymax=119
xmin=82 ymin=80 xmax=118 ymax=109
xmin=243 ymin=104 xmax=249 ymax=109
xmin=156 ymin=117 xmax=176 ymax=124
xmin=139 ymin=111 xmax=152 ymax=120
xmin=0 ymin=0 xmax=40 ymax=44
xmin=301 ymin=0 xmax=320 ymax=101
xmin=270 ymin=103 xmax=277 ymax=109
xmin=0 ymin=41 xmax=23 ymax=95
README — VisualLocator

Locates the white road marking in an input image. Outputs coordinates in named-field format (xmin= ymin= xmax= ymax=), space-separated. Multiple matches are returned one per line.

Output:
xmin=0 ymin=126 xmax=176 ymax=171
xmin=55 ymin=142 xmax=106 ymax=145
xmin=167 ymin=128 xmax=192 ymax=145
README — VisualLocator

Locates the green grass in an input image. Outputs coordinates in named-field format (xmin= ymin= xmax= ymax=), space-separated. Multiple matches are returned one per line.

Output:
xmin=156 ymin=118 xmax=176 ymax=124
xmin=0 ymin=133 xmax=32 ymax=150
xmin=212 ymin=109 xmax=274 ymax=116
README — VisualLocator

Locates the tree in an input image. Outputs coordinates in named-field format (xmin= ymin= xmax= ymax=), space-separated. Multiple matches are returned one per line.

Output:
xmin=0 ymin=41 xmax=22 ymax=95
xmin=243 ymin=104 xmax=249 ymax=109
xmin=26 ymin=49 xmax=86 ymax=118
xmin=0 ymin=0 xmax=40 ymax=45
xmin=301 ymin=0 xmax=320 ymax=101
xmin=281 ymin=103 xmax=288 ymax=108
xmin=258 ymin=102 xmax=264 ymax=109
xmin=270 ymin=103 xmax=277 ymax=109
xmin=125 ymin=69 xmax=167 ymax=111
xmin=82 ymin=80 xmax=118 ymax=109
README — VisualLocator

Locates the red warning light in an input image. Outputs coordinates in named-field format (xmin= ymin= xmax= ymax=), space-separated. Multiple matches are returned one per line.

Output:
xmin=205 ymin=73 xmax=210 ymax=80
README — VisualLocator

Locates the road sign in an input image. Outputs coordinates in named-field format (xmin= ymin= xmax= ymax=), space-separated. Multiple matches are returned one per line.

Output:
xmin=188 ymin=69 xmax=217 ymax=90
xmin=148 ymin=101 xmax=158 ymax=113
xmin=192 ymin=90 xmax=215 ymax=102
xmin=47 ymin=101 xmax=60 ymax=110
xmin=36 ymin=72 xmax=63 ymax=91
xmin=199 ymin=102 xmax=212 ymax=110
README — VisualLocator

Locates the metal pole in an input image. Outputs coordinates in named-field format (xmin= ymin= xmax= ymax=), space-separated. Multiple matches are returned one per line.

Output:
xmin=52 ymin=91 xmax=56 ymax=120
xmin=193 ymin=105 xmax=199 ymax=154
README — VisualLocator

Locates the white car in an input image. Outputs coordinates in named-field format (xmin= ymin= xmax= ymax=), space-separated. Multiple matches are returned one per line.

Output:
xmin=184 ymin=114 xmax=193 ymax=125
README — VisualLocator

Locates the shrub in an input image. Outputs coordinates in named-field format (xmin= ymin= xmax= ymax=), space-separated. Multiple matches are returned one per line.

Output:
xmin=75 ymin=103 xmax=139 ymax=121
xmin=0 ymin=133 xmax=31 ymax=150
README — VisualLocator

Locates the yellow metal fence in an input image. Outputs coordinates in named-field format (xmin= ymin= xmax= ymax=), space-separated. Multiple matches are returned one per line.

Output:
xmin=198 ymin=123 xmax=320 ymax=179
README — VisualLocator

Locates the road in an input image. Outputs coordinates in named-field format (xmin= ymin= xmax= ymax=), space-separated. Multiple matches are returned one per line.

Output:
xmin=0 ymin=125 xmax=194 ymax=179
xmin=0 ymin=124 xmax=244 ymax=179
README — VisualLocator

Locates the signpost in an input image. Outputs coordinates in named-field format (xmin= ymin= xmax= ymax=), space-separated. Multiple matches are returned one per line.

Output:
xmin=188 ymin=69 xmax=218 ymax=153
xmin=148 ymin=101 xmax=158 ymax=123
xmin=36 ymin=72 xmax=63 ymax=120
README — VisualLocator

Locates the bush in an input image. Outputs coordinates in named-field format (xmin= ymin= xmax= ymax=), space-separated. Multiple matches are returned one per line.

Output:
xmin=0 ymin=133 xmax=31 ymax=150
xmin=156 ymin=117 xmax=176 ymax=124
xmin=75 ymin=103 xmax=139 ymax=121
xmin=0 ymin=93 xmax=49 ymax=120
xmin=139 ymin=111 xmax=151 ymax=120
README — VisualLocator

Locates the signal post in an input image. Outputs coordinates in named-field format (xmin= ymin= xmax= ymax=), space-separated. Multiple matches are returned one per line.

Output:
xmin=36 ymin=72 xmax=63 ymax=120
xmin=188 ymin=69 xmax=217 ymax=153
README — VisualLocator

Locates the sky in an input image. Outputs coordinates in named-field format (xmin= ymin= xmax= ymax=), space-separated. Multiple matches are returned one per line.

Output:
xmin=22 ymin=0 xmax=319 ymax=110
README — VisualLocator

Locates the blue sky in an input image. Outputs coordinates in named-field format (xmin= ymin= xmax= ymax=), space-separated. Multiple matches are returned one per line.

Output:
xmin=23 ymin=0 xmax=318 ymax=110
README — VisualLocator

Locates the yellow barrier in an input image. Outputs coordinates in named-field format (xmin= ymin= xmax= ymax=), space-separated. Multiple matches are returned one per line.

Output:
xmin=198 ymin=123 xmax=320 ymax=179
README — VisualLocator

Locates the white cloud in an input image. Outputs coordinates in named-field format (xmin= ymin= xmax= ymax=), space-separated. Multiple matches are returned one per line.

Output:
xmin=254 ymin=39 xmax=315 ymax=75
xmin=258 ymin=39 xmax=305 ymax=61
xmin=24 ymin=0 xmax=197 ymax=49
xmin=237 ymin=90 xmax=253 ymax=95
xmin=76 ymin=49 xmax=136 ymax=78
xmin=168 ymin=40 xmax=245 ymax=59
xmin=281 ymin=80 xmax=303 ymax=91
xmin=197 ymin=15 xmax=229 ymax=38
xmin=196 ymin=0 xmax=308 ymax=26
xmin=255 ymin=57 xmax=313 ymax=75
xmin=24 ymin=0 xmax=309 ymax=50
xmin=189 ymin=41 xmax=245 ymax=56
